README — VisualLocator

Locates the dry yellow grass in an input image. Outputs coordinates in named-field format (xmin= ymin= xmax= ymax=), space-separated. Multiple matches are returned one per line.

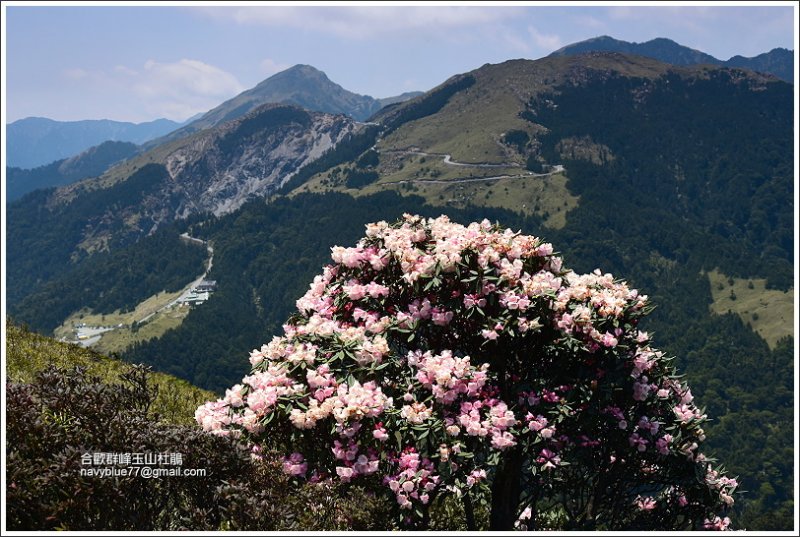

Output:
xmin=707 ymin=269 xmax=794 ymax=349
xmin=293 ymin=155 xmax=578 ymax=230
xmin=54 ymin=289 xmax=185 ymax=336
xmin=89 ymin=306 xmax=190 ymax=355
xmin=53 ymin=289 xmax=193 ymax=354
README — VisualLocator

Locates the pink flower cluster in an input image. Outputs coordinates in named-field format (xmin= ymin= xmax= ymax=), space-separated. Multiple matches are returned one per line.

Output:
xmin=196 ymin=214 xmax=736 ymax=528
xmin=288 ymin=380 xmax=391 ymax=430
xmin=537 ymin=448 xmax=562 ymax=470
xmin=551 ymin=270 xmax=649 ymax=353
xmin=703 ymin=516 xmax=732 ymax=531
xmin=453 ymin=399 xmax=518 ymax=450
xmin=331 ymin=245 xmax=389 ymax=270
xmin=385 ymin=448 xmax=441 ymax=509
xmin=705 ymin=467 xmax=738 ymax=507
xmin=195 ymin=400 xmax=232 ymax=436
xmin=282 ymin=452 xmax=308 ymax=477
xmin=635 ymin=495 xmax=657 ymax=511
xmin=410 ymin=350 xmax=488 ymax=404
xmin=332 ymin=440 xmax=380 ymax=481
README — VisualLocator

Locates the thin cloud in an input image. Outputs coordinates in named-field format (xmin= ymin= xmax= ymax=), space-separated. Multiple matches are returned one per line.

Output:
xmin=198 ymin=6 xmax=516 ymax=40
xmin=528 ymin=25 xmax=562 ymax=52
xmin=62 ymin=68 xmax=88 ymax=80
xmin=260 ymin=58 xmax=291 ymax=77
xmin=573 ymin=14 xmax=607 ymax=30
xmin=113 ymin=65 xmax=138 ymax=76
xmin=501 ymin=32 xmax=535 ymax=56
xmin=132 ymin=59 xmax=245 ymax=120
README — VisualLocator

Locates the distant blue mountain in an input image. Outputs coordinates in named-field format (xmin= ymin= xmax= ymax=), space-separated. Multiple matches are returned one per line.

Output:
xmin=6 ymin=140 xmax=139 ymax=202
xmin=5 ymin=116 xmax=183 ymax=169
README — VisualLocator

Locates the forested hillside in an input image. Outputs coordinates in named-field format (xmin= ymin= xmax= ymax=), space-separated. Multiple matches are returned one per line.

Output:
xmin=6 ymin=163 xmax=175 ymax=306
xmin=11 ymin=226 xmax=207 ymax=332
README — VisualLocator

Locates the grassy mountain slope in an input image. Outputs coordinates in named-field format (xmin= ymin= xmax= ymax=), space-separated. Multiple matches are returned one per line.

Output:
xmin=5 ymin=319 xmax=216 ymax=423
xmin=707 ymin=269 xmax=794 ymax=348
xmin=370 ymin=54 xmax=679 ymax=164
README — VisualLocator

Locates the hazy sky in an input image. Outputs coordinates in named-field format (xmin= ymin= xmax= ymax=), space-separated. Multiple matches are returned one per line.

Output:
xmin=3 ymin=2 xmax=797 ymax=123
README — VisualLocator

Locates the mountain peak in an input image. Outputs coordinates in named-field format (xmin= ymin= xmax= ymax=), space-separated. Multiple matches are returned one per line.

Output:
xmin=285 ymin=63 xmax=324 ymax=73
xmin=257 ymin=64 xmax=330 ymax=85
xmin=147 ymin=65 xmax=382 ymax=147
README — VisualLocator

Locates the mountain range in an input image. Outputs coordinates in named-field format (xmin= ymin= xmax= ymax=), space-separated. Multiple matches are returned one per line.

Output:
xmin=6 ymin=140 xmax=139 ymax=202
xmin=6 ymin=35 xmax=789 ymax=195
xmin=5 ymin=40 xmax=795 ymax=530
xmin=550 ymin=36 xmax=794 ymax=82
xmin=4 ymin=65 xmax=420 ymax=203
xmin=5 ymin=116 xmax=183 ymax=169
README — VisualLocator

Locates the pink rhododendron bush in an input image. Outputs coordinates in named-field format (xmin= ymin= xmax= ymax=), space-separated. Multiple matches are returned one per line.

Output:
xmin=197 ymin=214 xmax=737 ymax=530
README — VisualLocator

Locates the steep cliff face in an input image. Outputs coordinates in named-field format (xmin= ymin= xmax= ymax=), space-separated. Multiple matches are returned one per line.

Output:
xmin=162 ymin=104 xmax=359 ymax=217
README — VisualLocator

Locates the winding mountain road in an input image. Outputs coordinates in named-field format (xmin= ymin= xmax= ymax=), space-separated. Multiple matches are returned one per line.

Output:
xmin=379 ymin=148 xmax=564 ymax=185
xmin=384 ymin=149 xmax=516 ymax=168
xmin=136 ymin=234 xmax=214 ymax=324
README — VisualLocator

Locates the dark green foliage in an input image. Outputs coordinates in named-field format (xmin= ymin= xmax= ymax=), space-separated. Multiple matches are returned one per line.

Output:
xmin=217 ymin=105 xmax=312 ymax=153
xmin=380 ymin=74 xmax=476 ymax=134
xmin=529 ymin=71 xmax=793 ymax=289
xmin=279 ymin=125 xmax=381 ymax=193
xmin=9 ymin=226 xmax=207 ymax=332
xmin=344 ymin=169 xmax=379 ymax=189
xmin=502 ymin=129 xmax=529 ymax=153
xmin=525 ymin=155 xmax=544 ymax=173
xmin=356 ymin=148 xmax=380 ymax=168
xmin=5 ymin=365 xmax=395 ymax=531
xmin=690 ymin=334 xmax=793 ymax=530
xmin=6 ymin=141 xmax=139 ymax=202
xmin=7 ymin=163 xmax=173 ymax=307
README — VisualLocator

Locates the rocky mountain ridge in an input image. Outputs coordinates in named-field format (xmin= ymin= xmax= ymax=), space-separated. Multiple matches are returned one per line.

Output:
xmin=149 ymin=64 xmax=413 ymax=147
xmin=550 ymin=36 xmax=794 ymax=82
